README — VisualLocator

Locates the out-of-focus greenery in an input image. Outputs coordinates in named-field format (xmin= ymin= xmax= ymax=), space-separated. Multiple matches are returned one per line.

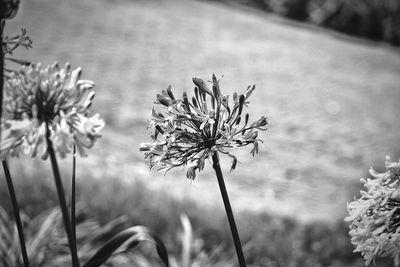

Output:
xmin=0 ymin=171 xmax=394 ymax=267
xmin=217 ymin=0 xmax=400 ymax=45
xmin=7 ymin=0 xmax=400 ymax=223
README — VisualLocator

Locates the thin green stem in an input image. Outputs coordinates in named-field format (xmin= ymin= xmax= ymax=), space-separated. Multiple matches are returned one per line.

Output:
xmin=1 ymin=23 xmax=29 ymax=267
xmin=212 ymin=152 xmax=246 ymax=267
xmin=46 ymin=124 xmax=80 ymax=267
xmin=2 ymin=160 xmax=30 ymax=267
xmin=71 ymin=145 xmax=77 ymax=256
xmin=1 ymin=20 xmax=4 ymax=150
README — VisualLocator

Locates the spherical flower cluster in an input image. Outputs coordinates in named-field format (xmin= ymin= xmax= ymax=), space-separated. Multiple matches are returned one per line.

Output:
xmin=345 ymin=156 xmax=400 ymax=266
xmin=1 ymin=62 xmax=105 ymax=159
xmin=140 ymin=74 xmax=268 ymax=180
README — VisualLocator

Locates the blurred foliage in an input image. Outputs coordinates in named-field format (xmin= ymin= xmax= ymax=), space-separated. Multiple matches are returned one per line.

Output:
xmin=218 ymin=0 xmax=400 ymax=45
xmin=0 ymin=171 xmax=395 ymax=266
xmin=0 ymin=206 xmax=171 ymax=266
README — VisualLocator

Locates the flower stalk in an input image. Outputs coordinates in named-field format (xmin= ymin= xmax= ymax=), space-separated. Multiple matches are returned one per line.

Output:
xmin=0 ymin=60 xmax=103 ymax=266
xmin=71 ymin=145 xmax=77 ymax=255
xmin=2 ymin=159 xmax=29 ymax=267
xmin=1 ymin=10 xmax=30 ymax=267
xmin=212 ymin=152 xmax=246 ymax=267
xmin=141 ymin=75 xmax=268 ymax=267
xmin=46 ymin=123 xmax=80 ymax=267
xmin=1 ymin=21 xmax=4 ymax=129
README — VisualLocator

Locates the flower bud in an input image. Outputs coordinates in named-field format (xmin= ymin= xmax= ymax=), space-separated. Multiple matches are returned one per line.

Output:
xmin=166 ymin=85 xmax=174 ymax=100
xmin=157 ymin=94 xmax=171 ymax=107
xmin=192 ymin=96 xmax=198 ymax=108
xmin=192 ymin=77 xmax=212 ymax=96
xmin=238 ymin=94 xmax=245 ymax=116
xmin=212 ymin=74 xmax=221 ymax=100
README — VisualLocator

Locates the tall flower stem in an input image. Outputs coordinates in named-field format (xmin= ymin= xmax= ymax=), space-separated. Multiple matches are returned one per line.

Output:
xmin=2 ymin=160 xmax=30 ymax=267
xmin=1 ymin=20 xmax=29 ymax=267
xmin=71 ymin=145 xmax=77 ymax=255
xmin=1 ymin=20 xmax=4 ymax=128
xmin=212 ymin=152 xmax=246 ymax=267
xmin=46 ymin=124 xmax=80 ymax=267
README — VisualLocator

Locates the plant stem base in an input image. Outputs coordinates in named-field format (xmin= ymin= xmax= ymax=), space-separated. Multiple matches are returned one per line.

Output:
xmin=212 ymin=152 xmax=247 ymax=267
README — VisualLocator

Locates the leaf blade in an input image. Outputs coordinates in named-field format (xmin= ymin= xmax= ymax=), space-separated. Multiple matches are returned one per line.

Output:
xmin=83 ymin=225 xmax=169 ymax=267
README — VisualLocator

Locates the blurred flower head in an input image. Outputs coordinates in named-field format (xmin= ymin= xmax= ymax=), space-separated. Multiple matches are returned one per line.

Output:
xmin=345 ymin=156 xmax=400 ymax=266
xmin=1 ymin=62 xmax=105 ymax=159
xmin=0 ymin=0 xmax=20 ymax=20
xmin=140 ymin=74 xmax=268 ymax=179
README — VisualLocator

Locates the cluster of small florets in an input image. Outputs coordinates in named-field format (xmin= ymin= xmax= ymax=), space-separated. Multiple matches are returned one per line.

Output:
xmin=140 ymin=74 xmax=268 ymax=179
xmin=345 ymin=156 xmax=400 ymax=266
xmin=1 ymin=63 xmax=104 ymax=159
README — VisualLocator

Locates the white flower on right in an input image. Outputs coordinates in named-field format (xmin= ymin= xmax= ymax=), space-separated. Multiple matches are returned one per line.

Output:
xmin=345 ymin=156 xmax=400 ymax=266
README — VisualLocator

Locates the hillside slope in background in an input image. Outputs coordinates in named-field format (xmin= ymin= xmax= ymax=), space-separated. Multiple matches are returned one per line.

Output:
xmin=5 ymin=0 xmax=400 ymax=221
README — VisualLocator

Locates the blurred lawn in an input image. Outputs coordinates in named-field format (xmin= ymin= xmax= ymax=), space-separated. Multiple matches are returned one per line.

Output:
xmin=1 ymin=0 xmax=400 ymax=251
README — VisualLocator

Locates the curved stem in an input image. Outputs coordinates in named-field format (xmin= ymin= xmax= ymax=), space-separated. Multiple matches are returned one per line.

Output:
xmin=211 ymin=152 xmax=246 ymax=267
xmin=2 ymin=160 xmax=30 ymax=267
xmin=46 ymin=124 xmax=80 ymax=267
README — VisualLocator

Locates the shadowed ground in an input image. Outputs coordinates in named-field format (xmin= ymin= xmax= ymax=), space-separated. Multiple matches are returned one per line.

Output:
xmin=5 ymin=0 xmax=400 ymax=221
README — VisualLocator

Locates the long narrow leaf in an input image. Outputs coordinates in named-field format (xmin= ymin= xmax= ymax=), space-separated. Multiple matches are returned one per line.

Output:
xmin=83 ymin=225 xmax=169 ymax=267
xmin=180 ymin=214 xmax=192 ymax=267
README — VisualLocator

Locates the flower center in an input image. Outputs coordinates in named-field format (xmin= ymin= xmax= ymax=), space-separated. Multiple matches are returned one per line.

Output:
xmin=37 ymin=100 xmax=58 ymax=122
xmin=31 ymin=89 xmax=61 ymax=123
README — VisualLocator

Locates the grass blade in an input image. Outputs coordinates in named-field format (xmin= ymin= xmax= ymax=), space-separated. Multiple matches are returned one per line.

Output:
xmin=180 ymin=214 xmax=192 ymax=267
xmin=83 ymin=225 xmax=169 ymax=267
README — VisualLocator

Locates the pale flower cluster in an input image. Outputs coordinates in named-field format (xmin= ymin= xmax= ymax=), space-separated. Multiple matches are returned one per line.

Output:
xmin=1 ymin=63 xmax=104 ymax=159
xmin=140 ymin=74 xmax=268 ymax=179
xmin=345 ymin=156 xmax=400 ymax=266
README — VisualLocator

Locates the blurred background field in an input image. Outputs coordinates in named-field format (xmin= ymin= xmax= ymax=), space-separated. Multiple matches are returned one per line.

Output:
xmin=1 ymin=0 xmax=400 ymax=266
xmin=213 ymin=0 xmax=400 ymax=46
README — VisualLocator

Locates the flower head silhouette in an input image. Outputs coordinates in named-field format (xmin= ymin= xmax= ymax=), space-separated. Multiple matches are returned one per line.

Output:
xmin=1 ymin=62 xmax=104 ymax=159
xmin=140 ymin=74 xmax=268 ymax=179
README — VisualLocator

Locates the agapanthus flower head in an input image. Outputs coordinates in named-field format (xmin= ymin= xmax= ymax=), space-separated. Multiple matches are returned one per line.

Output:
xmin=1 ymin=62 xmax=105 ymax=159
xmin=140 ymin=74 xmax=268 ymax=180
xmin=345 ymin=156 xmax=400 ymax=266
xmin=0 ymin=0 xmax=20 ymax=20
